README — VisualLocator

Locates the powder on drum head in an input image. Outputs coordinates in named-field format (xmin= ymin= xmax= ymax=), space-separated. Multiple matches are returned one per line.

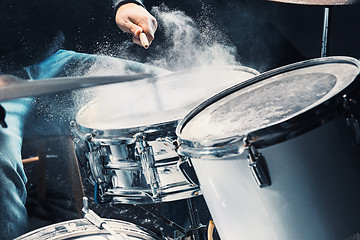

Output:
xmin=180 ymin=63 xmax=359 ymax=141
xmin=76 ymin=67 xmax=258 ymax=130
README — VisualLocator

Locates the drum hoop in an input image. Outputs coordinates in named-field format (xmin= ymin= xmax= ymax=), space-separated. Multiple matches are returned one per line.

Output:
xmin=74 ymin=65 xmax=260 ymax=138
xmin=75 ymin=119 xmax=178 ymax=141
xmin=176 ymin=56 xmax=360 ymax=158
xmin=14 ymin=218 xmax=161 ymax=240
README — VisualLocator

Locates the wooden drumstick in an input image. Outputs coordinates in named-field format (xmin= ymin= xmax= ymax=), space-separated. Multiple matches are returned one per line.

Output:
xmin=139 ymin=32 xmax=149 ymax=49
xmin=208 ymin=220 xmax=215 ymax=240
xmin=22 ymin=156 xmax=40 ymax=164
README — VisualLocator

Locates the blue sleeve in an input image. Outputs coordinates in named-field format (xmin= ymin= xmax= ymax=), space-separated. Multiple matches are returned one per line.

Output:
xmin=112 ymin=0 xmax=145 ymax=12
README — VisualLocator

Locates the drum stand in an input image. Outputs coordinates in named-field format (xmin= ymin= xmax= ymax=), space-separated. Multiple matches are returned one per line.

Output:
xmin=185 ymin=198 xmax=207 ymax=240
xmin=321 ymin=7 xmax=331 ymax=57
xmin=269 ymin=0 xmax=360 ymax=57
xmin=135 ymin=198 xmax=207 ymax=240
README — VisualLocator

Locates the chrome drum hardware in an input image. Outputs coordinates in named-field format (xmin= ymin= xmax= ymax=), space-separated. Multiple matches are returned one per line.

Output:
xmin=71 ymin=122 xmax=200 ymax=204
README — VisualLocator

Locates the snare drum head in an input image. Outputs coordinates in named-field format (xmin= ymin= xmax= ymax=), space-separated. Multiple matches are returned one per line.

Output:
xmin=178 ymin=57 xmax=360 ymax=148
xmin=15 ymin=219 xmax=161 ymax=240
xmin=75 ymin=66 xmax=258 ymax=135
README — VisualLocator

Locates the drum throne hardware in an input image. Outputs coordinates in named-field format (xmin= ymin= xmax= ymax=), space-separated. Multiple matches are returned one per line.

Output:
xmin=268 ymin=0 xmax=360 ymax=57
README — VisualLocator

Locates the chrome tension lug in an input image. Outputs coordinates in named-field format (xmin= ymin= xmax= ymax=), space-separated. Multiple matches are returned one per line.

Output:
xmin=135 ymin=134 xmax=161 ymax=198
xmin=243 ymin=138 xmax=271 ymax=188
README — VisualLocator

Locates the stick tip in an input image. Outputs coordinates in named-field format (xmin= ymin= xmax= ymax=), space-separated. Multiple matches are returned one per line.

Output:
xmin=139 ymin=32 xmax=149 ymax=49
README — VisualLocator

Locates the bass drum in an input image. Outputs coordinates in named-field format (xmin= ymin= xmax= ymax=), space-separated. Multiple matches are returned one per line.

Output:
xmin=177 ymin=57 xmax=360 ymax=240
xmin=71 ymin=66 xmax=259 ymax=204
xmin=14 ymin=218 xmax=162 ymax=240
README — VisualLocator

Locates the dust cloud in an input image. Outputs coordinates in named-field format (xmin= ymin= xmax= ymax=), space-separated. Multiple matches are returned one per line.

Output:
xmin=148 ymin=4 xmax=239 ymax=71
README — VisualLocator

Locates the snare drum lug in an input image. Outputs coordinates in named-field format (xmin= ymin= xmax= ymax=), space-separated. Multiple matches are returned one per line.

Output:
xmin=243 ymin=138 xmax=271 ymax=188
xmin=135 ymin=136 xmax=161 ymax=198
xmin=84 ymin=133 xmax=95 ymax=152
xmin=177 ymin=156 xmax=199 ymax=187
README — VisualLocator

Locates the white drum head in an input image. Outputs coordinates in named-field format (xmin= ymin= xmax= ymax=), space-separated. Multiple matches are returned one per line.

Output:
xmin=75 ymin=66 xmax=258 ymax=135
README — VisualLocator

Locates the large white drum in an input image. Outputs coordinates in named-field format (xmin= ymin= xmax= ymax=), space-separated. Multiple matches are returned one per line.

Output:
xmin=71 ymin=66 xmax=259 ymax=204
xmin=176 ymin=57 xmax=360 ymax=240
xmin=14 ymin=218 xmax=161 ymax=239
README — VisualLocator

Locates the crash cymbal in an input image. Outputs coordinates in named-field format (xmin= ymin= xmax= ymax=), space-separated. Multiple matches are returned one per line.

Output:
xmin=0 ymin=73 xmax=152 ymax=101
xmin=268 ymin=0 xmax=360 ymax=5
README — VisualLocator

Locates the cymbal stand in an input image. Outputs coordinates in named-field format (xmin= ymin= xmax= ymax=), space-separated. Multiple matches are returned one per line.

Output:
xmin=321 ymin=7 xmax=332 ymax=57
xmin=185 ymin=198 xmax=207 ymax=240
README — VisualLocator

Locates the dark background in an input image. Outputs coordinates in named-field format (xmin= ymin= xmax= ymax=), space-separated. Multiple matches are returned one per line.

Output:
xmin=60 ymin=0 xmax=360 ymax=72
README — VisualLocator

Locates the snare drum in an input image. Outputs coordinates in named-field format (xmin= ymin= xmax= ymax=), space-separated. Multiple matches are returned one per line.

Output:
xmin=14 ymin=218 xmax=161 ymax=239
xmin=176 ymin=57 xmax=360 ymax=240
xmin=71 ymin=66 xmax=259 ymax=204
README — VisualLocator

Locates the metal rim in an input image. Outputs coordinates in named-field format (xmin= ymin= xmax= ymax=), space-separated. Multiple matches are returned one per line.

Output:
xmin=14 ymin=218 xmax=161 ymax=240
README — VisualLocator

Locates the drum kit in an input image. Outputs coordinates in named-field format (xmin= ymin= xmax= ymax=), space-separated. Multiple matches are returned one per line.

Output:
xmin=5 ymin=0 xmax=360 ymax=240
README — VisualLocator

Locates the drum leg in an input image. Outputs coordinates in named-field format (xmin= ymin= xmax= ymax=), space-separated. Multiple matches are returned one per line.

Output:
xmin=186 ymin=198 xmax=207 ymax=240
xmin=135 ymin=204 xmax=186 ymax=236
xmin=65 ymin=137 xmax=85 ymax=218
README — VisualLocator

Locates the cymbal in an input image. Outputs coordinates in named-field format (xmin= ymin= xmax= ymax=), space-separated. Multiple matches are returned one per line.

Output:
xmin=268 ymin=0 xmax=360 ymax=5
xmin=0 ymin=73 xmax=152 ymax=101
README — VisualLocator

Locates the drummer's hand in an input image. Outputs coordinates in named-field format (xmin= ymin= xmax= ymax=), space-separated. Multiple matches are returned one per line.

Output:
xmin=115 ymin=3 xmax=157 ymax=48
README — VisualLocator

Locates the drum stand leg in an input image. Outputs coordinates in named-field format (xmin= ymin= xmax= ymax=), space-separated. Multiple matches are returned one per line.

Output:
xmin=135 ymin=204 xmax=187 ymax=236
xmin=136 ymin=200 xmax=207 ymax=240
xmin=186 ymin=198 xmax=207 ymax=240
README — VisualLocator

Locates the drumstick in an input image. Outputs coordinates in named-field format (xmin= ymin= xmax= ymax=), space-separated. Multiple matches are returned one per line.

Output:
xmin=208 ymin=220 xmax=215 ymax=240
xmin=22 ymin=156 xmax=39 ymax=164
xmin=139 ymin=32 xmax=149 ymax=49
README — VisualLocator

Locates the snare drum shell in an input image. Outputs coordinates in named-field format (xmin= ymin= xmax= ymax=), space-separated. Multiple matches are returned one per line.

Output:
xmin=190 ymin=115 xmax=360 ymax=240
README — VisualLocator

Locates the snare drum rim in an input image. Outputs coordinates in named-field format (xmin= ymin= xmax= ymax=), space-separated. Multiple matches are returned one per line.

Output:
xmin=73 ymin=65 xmax=260 ymax=139
xmin=73 ymin=118 xmax=179 ymax=142
xmin=176 ymin=56 xmax=360 ymax=158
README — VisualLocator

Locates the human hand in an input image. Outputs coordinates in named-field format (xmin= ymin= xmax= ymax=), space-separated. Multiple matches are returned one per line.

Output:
xmin=115 ymin=3 xmax=157 ymax=49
